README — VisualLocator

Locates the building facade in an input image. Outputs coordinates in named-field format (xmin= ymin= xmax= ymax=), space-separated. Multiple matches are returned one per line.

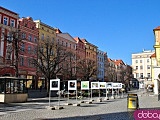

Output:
xmin=56 ymin=32 xmax=77 ymax=80
xmin=81 ymin=39 xmax=98 ymax=80
xmin=151 ymin=26 xmax=160 ymax=94
xmin=132 ymin=50 xmax=154 ymax=87
xmin=0 ymin=6 xmax=19 ymax=76
xmin=97 ymin=49 xmax=105 ymax=81
xmin=34 ymin=20 xmax=57 ymax=89
xmin=18 ymin=17 xmax=39 ymax=88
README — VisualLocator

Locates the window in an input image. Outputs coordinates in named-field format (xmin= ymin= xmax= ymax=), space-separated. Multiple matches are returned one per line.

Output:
xmin=33 ymin=47 xmax=37 ymax=55
xmin=47 ymin=36 xmax=50 ymax=41
xmin=136 ymin=73 xmax=139 ymax=78
xmin=147 ymin=73 xmax=151 ymax=79
xmin=135 ymin=60 xmax=138 ymax=63
xmin=21 ymin=43 xmax=25 ymax=52
xmin=52 ymin=37 xmax=54 ymax=43
xmin=140 ymin=60 xmax=142 ymax=63
xmin=28 ymin=58 xmax=32 ymax=67
xmin=3 ymin=16 xmax=8 ymax=25
xmin=40 ymin=47 xmax=43 ymax=53
xmin=22 ymin=33 xmax=26 ymax=39
xmin=140 ymin=66 xmax=143 ymax=69
xmin=28 ymin=35 xmax=32 ymax=41
xmin=147 ymin=65 xmax=150 ymax=69
xmin=41 ymin=34 xmax=44 ymax=40
xmin=34 ymin=37 xmax=37 ymax=43
xmin=10 ymin=19 xmax=15 ymax=27
xmin=140 ymin=73 xmax=143 ymax=79
xmin=20 ymin=57 xmax=24 ymax=66
xmin=136 ymin=66 xmax=138 ymax=70
xmin=147 ymin=59 xmax=150 ymax=63
xmin=28 ymin=46 xmax=31 ymax=53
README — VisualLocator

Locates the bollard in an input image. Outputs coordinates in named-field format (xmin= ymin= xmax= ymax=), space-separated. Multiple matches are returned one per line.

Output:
xmin=127 ymin=94 xmax=139 ymax=111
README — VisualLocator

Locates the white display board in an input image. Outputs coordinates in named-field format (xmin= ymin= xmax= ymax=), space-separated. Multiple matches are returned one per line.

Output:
xmin=81 ymin=81 xmax=89 ymax=90
xmin=68 ymin=80 xmax=77 ymax=90
xmin=91 ymin=82 xmax=99 ymax=89
xmin=106 ymin=82 xmax=113 ymax=89
xmin=50 ymin=79 xmax=60 ymax=91
xmin=99 ymin=82 xmax=106 ymax=89
xmin=112 ymin=83 xmax=122 ymax=89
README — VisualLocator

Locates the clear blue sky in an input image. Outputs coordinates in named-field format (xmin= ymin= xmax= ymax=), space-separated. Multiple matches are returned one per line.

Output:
xmin=1 ymin=0 xmax=159 ymax=65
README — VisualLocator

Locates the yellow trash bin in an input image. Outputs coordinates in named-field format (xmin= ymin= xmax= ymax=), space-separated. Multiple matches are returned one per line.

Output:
xmin=127 ymin=94 xmax=139 ymax=110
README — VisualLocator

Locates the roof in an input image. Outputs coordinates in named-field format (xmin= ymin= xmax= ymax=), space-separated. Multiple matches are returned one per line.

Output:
xmin=154 ymin=26 xmax=160 ymax=31
xmin=57 ymin=33 xmax=76 ymax=43
xmin=113 ymin=59 xmax=125 ymax=65
xmin=0 ymin=6 xmax=18 ymax=15
xmin=150 ymin=53 xmax=156 ymax=58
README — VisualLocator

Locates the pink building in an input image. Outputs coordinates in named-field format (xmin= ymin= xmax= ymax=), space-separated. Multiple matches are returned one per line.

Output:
xmin=18 ymin=17 xmax=38 ymax=88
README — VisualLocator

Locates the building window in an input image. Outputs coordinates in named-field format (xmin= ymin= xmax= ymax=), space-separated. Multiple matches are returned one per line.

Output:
xmin=33 ymin=46 xmax=37 ymax=55
xmin=10 ymin=19 xmax=15 ymax=27
xmin=3 ymin=16 xmax=8 ymax=25
xmin=40 ymin=47 xmax=43 ymax=53
xmin=28 ymin=35 xmax=32 ymax=41
xmin=20 ymin=57 xmax=24 ymax=66
xmin=47 ymin=36 xmax=50 ymax=41
xmin=140 ymin=60 xmax=142 ymax=63
xmin=136 ymin=66 xmax=138 ymax=70
xmin=34 ymin=37 xmax=37 ymax=43
xmin=28 ymin=46 xmax=31 ymax=54
xmin=28 ymin=58 xmax=32 ymax=67
xmin=135 ymin=60 xmax=138 ymax=63
xmin=136 ymin=73 xmax=139 ymax=78
xmin=147 ymin=59 xmax=150 ymax=63
xmin=147 ymin=73 xmax=151 ymax=79
xmin=41 ymin=34 xmax=44 ymax=40
xmin=52 ymin=37 xmax=54 ymax=43
xmin=21 ymin=43 xmax=25 ymax=52
xmin=147 ymin=65 xmax=150 ymax=69
xmin=140 ymin=73 xmax=143 ymax=79
xmin=140 ymin=66 xmax=143 ymax=69
xmin=22 ymin=33 xmax=26 ymax=39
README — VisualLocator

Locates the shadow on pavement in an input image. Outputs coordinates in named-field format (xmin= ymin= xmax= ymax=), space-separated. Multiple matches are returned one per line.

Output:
xmin=34 ymin=107 xmax=160 ymax=120
xmin=35 ymin=111 xmax=135 ymax=120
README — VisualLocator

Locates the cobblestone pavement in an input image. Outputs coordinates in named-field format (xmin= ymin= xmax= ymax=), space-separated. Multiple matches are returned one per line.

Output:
xmin=0 ymin=89 xmax=159 ymax=120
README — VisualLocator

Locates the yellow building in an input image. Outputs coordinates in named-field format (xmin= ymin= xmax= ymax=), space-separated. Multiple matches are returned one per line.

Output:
xmin=34 ymin=20 xmax=57 ymax=88
xmin=152 ymin=26 xmax=160 ymax=94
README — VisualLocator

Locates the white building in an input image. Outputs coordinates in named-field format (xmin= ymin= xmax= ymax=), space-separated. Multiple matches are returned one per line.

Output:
xmin=132 ymin=50 xmax=155 ymax=88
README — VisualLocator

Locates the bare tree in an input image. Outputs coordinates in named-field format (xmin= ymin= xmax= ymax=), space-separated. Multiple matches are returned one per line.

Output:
xmin=61 ymin=52 xmax=77 ymax=80
xmin=32 ymin=38 xmax=71 ymax=91
xmin=2 ymin=29 xmax=22 ymax=77
xmin=77 ymin=59 xmax=97 ymax=81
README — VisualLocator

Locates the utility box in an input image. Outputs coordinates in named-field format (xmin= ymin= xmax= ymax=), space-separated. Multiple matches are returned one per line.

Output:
xmin=127 ymin=94 xmax=139 ymax=110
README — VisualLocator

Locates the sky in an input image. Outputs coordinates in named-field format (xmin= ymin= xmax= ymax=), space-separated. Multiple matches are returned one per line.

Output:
xmin=1 ymin=0 xmax=160 ymax=65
